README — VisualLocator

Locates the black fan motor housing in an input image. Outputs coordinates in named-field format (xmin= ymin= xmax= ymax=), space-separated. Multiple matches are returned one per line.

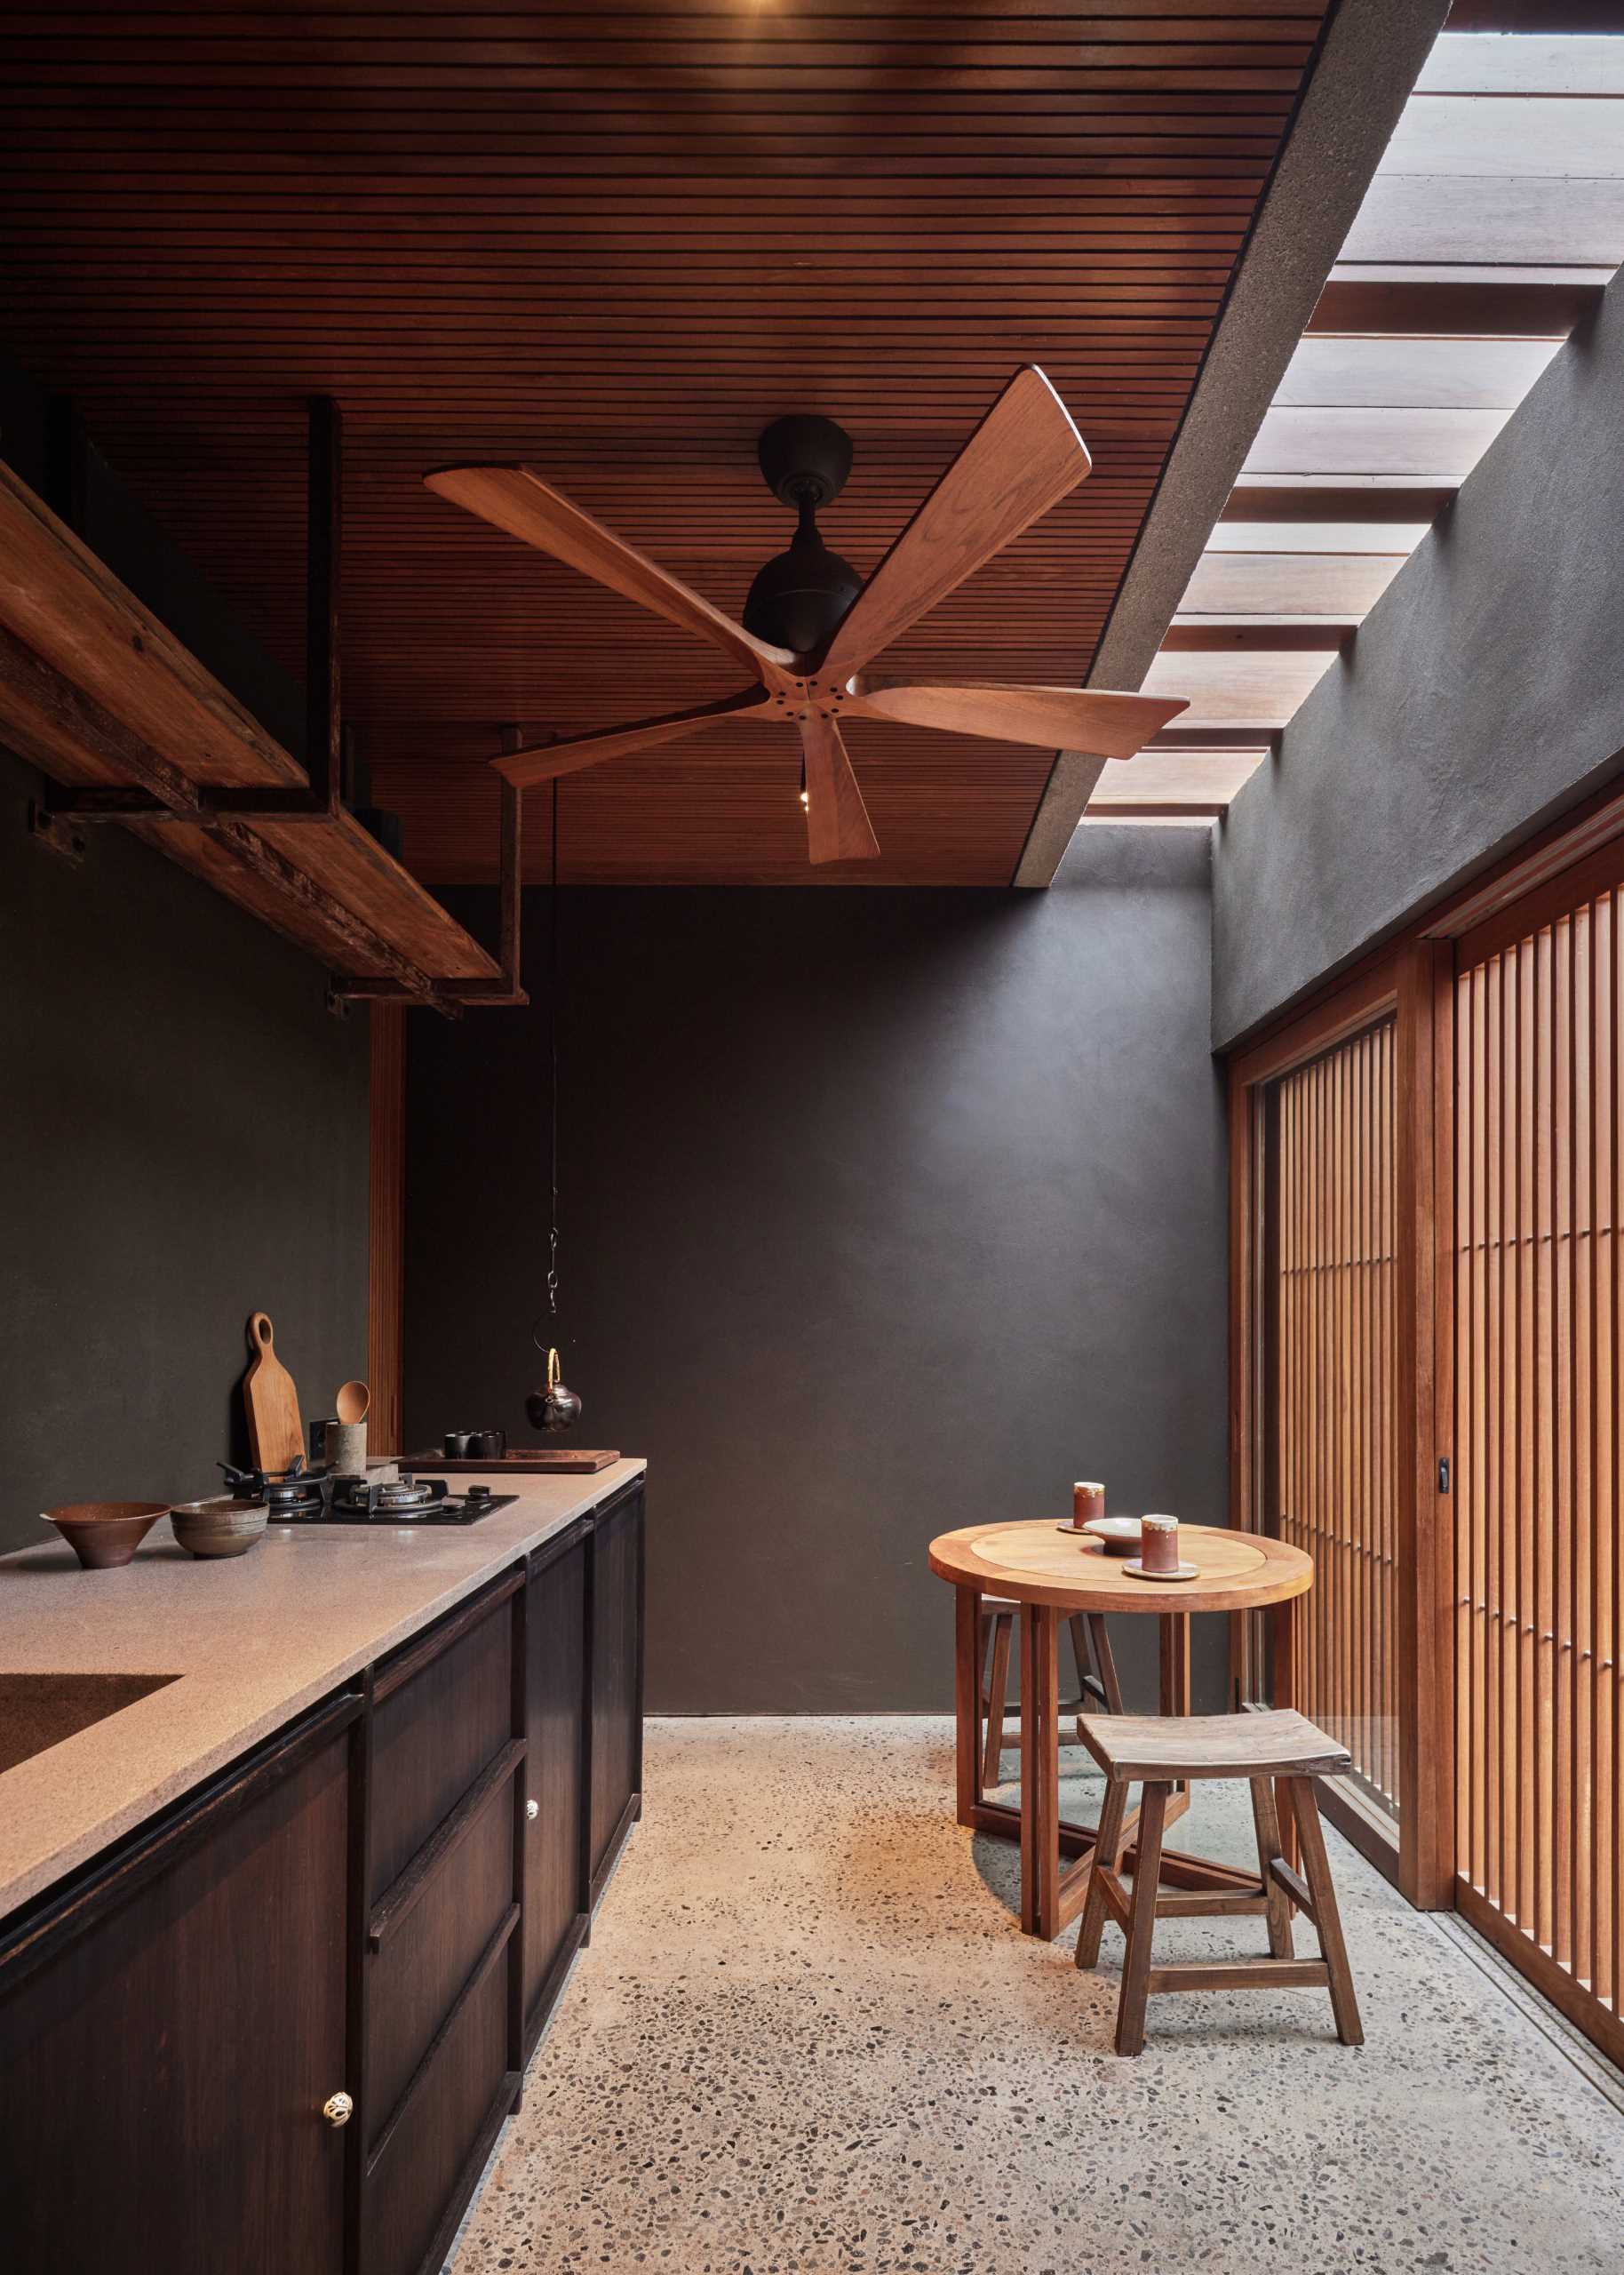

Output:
xmin=744 ymin=413 xmax=861 ymax=654
xmin=743 ymin=527 xmax=863 ymax=656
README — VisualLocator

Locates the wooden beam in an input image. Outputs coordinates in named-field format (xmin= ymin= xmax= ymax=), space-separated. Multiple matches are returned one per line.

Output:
xmin=1278 ymin=333 xmax=1561 ymax=411
xmin=1346 ymin=173 xmax=1624 ymax=268
xmin=1223 ymin=481 xmax=1457 ymax=523
xmin=1163 ymin=622 xmax=1349 ymax=653
xmin=1310 ymin=273 xmax=1604 ymax=336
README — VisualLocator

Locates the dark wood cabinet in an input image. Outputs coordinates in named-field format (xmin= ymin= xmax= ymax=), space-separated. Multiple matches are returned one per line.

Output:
xmin=0 ymin=1477 xmax=647 ymax=2275
xmin=0 ymin=1695 xmax=358 ymax=2275
xmin=589 ymin=1480 xmax=646 ymax=1901
xmin=521 ymin=1515 xmax=590 ymax=2055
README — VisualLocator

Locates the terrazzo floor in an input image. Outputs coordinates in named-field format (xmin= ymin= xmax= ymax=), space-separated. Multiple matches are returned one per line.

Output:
xmin=451 ymin=1719 xmax=1624 ymax=2274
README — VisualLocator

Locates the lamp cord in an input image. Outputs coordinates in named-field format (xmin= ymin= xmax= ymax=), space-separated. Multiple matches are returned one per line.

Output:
xmin=547 ymin=778 xmax=560 ymax=1321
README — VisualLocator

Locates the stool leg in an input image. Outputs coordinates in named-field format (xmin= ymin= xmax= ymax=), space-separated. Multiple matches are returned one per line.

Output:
xmin=1284 ymin=1778 xmax=1364 ymax=2047
xmin=1250 ymin=1776 xmax=1294 ymax=1959
xmin=1115 ymin=1780 xmax=1169 ymax=2056
xmin=1074 ymin=1776 xmax=1129 ymax=1971
xmin=982 ymin=1611 xmax=1014 ymax=1790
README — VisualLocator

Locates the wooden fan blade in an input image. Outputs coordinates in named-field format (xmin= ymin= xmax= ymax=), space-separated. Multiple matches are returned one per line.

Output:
xmin=800 ymin=715 xmax=880 ymax=866
xmin=848 ymin=682 xmax=1187 ymax=758
xmin=818 ymin=367 xmax=1090 ymax=683
xmin=426 ymin=465 xmax=794 ymax=683
xmin=493 ymin=690 xmax=768 ymax=787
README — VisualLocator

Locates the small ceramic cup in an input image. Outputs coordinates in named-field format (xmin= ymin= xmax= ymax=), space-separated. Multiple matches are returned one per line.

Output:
xmin=324 ymin=1419 xmax=367 ymax=1477
xmin=1072 ymin=1481 xmax=1105 ymax=1528
xmin=1139 ymin=1513 xmax=1181 ymax=1574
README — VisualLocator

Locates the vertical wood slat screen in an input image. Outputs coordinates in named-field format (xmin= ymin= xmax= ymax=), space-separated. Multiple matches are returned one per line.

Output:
xmin=1454 ymin=891 xmax=1621 ymax=2035
xmin=1274 ymin=1023 xmax=1400 ymax=1816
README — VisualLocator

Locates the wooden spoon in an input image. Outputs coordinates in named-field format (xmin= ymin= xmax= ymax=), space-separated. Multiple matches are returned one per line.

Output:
xmin=335 ymin=1379 xmax=370 ymax=1425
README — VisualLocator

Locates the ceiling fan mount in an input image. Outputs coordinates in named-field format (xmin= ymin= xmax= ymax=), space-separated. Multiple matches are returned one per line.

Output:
xmin=424 ymin=367 xmax=1187 ymax=866
xmin=754 ymin=411 xmax=854 ymax=509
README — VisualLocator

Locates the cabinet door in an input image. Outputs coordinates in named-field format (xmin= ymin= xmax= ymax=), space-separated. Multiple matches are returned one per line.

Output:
xmin=0 ymin=1700 xmax=355 ymax=2275
xmin=521 ymin=1519 xmax=589 ymax=2051
xmin=589 ymin=1482 xmax=645 ymax=1900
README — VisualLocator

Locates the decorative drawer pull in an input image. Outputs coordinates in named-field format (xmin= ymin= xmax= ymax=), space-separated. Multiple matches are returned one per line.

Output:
xmin=322 ymin=2090 xmax=354 ymax=2128
xmin=527 ymin=1798 xmax=539 ymax=1822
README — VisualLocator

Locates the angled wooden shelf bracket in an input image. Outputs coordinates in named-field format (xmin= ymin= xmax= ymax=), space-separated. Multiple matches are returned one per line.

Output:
xmin=4 ymin=403 xmax=518 ymax=1016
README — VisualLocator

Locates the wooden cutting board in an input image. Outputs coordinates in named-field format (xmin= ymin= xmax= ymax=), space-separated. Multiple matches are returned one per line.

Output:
xmin=243 ymin=1312 xmax=304 ymax=1473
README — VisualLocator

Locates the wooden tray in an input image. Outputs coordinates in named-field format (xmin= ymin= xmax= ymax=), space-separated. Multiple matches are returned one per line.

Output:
xmin=405 ymin=1449 xmax=620 ymax=1474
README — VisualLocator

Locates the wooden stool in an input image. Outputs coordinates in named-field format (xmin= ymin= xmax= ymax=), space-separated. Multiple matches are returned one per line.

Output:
xmin=979 ymin=1599 xmax=1123 ymax=1788
xmin=1071 ymin=1708 xmax=1363 ymax=2055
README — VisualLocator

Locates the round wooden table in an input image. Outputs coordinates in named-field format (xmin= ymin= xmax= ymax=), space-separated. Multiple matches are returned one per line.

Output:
xmin=928 ymin=1521 xmax=1314 ymax=1940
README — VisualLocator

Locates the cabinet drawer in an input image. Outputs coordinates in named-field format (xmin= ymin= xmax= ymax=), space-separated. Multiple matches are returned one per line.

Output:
xmin=363 ymin=1939 xmax=512 ymax=2275
xmin=366 ymin=1776 xmax=516 ymax=2159
xmin=370 ymin=1577 xmax=517 ymax=1904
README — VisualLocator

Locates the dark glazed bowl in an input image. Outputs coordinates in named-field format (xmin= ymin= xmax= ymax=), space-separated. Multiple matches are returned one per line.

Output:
xmin=41 ymin=1502 xmax=169 ymax=1571
xmin=169 ymin=1499 xmax=269 ymax=1561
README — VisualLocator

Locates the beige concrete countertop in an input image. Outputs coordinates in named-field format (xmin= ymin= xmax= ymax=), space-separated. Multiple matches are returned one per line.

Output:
xmin=0 ymin=1461 xmax=644 ymax=1928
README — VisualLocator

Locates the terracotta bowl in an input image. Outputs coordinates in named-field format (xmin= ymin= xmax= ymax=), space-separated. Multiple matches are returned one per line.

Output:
xmin=169 ymin=1498 xmax=268 ymax=1561
xmin=41 ymin=1502 xmax=169 ymax=1571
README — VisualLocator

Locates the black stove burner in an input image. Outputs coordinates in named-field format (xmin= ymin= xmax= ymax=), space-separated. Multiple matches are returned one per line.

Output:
xmin=317 ymin=1474 xmax=517 ymax=1526
xmin=219 ymin=1457 xmax=330 ymax=1513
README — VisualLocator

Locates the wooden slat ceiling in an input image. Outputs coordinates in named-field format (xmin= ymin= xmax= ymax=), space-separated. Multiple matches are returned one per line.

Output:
xmin=0 ymin=2 xmax=1332 ymax=886
xmin=1134 ymin=26 xmax=1624 ymax=802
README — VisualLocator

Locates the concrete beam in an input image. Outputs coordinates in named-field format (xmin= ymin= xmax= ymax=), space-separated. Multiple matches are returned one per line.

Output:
xmin=1013 ymin=0 xmax=1453 ymax=888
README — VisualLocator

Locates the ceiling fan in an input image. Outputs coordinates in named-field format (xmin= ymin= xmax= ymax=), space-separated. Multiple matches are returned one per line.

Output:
xmin=425 ymin=367 xmax=1187 ymax=864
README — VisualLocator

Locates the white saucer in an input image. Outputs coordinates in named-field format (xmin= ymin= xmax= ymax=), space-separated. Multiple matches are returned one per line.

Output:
xmin=1122 ymin=1557 xmax=1200 ymax=1582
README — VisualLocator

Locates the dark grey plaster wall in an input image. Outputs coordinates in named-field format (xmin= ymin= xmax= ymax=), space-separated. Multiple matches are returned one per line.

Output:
xmin=0 ymin=742 xmax=370 ymax=1554
xmin=405 ymin=827 xmax=1228 ymax=1713
xmin=1213 ymin=267 xmax=1624 ymax=1050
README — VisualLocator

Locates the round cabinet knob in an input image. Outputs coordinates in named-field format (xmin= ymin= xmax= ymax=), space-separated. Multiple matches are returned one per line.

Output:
xmin=526 ymin=1798 xmax=539 ymax=1822
xmin=322 ymin=2091 xmax=354 ymax=2129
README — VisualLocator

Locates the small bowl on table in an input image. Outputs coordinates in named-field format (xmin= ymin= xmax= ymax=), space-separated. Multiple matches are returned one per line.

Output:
xmin=1083 ymin=1516 xmax=1142 ymax=1557
xmin=42 ymin=1502 xmax=169 ymax=1571
xmin=169 ymin=1498 xmax=268 ymax=1561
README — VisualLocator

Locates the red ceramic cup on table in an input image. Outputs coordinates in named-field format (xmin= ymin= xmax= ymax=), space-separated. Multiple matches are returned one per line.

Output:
xmin=1072 ymin=1481 xmax=1105 ymax=1529
xmin=1139 ymin=1513 xmax=1181 ymax=1574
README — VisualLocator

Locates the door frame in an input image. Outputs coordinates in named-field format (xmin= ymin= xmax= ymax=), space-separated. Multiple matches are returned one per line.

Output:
xmin=1226 ymin=941 xmax=1454 ymax=1909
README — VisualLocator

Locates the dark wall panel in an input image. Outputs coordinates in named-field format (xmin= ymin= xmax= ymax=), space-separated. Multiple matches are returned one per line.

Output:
xmin=406 ymin=828 xmax=1227 ymax=1712
xmin=1214 ymin=268 xmax=1624 ymax=1050
xmin=0 ymin=745 xmax=370 ymax=1552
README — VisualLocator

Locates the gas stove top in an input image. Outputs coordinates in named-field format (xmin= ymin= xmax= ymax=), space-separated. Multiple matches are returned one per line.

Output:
xmin=218 ymin=1463 xmax=517 ymax=1525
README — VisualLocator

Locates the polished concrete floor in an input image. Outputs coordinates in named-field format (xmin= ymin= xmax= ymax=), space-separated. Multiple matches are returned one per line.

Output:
xmin=452 ymin=1719 xmax=1624 ymax=2274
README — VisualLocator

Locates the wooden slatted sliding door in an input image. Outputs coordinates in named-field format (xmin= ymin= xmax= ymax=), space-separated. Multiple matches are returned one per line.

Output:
xmin=1272 ymin=1024 xmax=1401 ymax=1819
xmin=1453 ymin=879 xmax=1623 ymax=2065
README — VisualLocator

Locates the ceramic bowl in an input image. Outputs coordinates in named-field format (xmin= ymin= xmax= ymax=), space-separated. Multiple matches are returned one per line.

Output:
xmin=1083 ymin=1515 xmax=1143 ymax=1555
xmin=42 ymin=1502 xmax=168 ymax=1571
xmin=169 ymin=1498 xmax=268 ymax=1561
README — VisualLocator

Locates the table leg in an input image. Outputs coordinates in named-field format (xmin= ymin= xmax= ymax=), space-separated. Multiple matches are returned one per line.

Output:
xmin=1034 ymin=1606 xmax=1061 ymax=1937
xmin=1158 ymin=1611 xmax=1191 ymax=1717
xmin=954 ymin=1585 xmax=981 ymax=1828
xmin=1019 ymin=1603 xmax=1038 ymax=1933
xmin=1271 ymin=1593 xmax=1302 ymax=1868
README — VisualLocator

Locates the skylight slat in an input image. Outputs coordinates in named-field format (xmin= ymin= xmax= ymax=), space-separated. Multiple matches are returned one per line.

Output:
xmin=1143 ymin=649 xmax=1334 ymax=730
xmin=1416 ymin=33 xmax=1624 ymax=97
xmin=1278 ymin=334 xmax=1561 ymax=411
xmin=1386 ymin=95 xmax=1624 ymax=180
xmin=1179 ymin=550 xmax=1402 ymax=618
xmin=1243 ymin=404 xmax=1510 ymax=478
xmin=1346 ymin=174 xmax=1624 ymax=267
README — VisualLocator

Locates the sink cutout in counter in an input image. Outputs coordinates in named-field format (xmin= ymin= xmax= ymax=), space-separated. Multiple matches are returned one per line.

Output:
xmin=0 ymin=1672 xmax=183 ymax=1776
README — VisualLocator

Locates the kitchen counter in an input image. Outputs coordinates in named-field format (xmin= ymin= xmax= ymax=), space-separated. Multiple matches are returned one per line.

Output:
xmin=0 ymin=1461 xmax=645 ymax=1926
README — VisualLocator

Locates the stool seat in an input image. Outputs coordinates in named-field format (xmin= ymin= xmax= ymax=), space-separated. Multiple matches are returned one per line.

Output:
xmin=1078 ymin=1708 xmax=1351 ymax=1784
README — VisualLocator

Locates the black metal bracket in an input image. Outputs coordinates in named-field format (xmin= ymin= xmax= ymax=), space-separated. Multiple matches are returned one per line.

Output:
xmin=330 ymin=729 xmax=527 ymax=1012
xmin=28 ymin=798 xmax=85 ymax=865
